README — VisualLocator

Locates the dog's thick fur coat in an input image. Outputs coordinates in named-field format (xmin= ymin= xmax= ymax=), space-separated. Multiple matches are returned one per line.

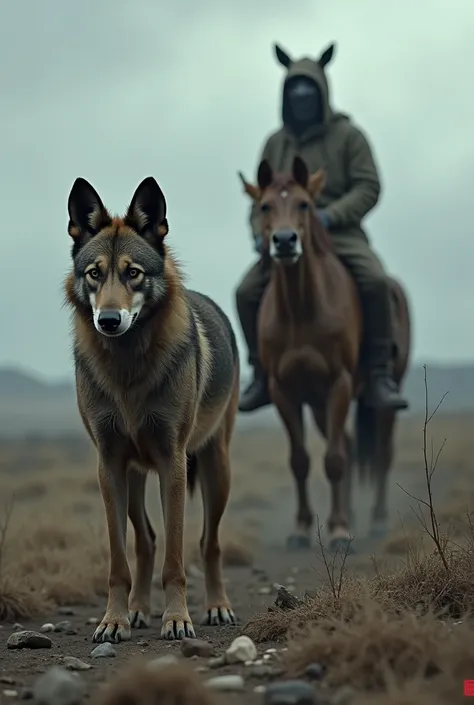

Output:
xmin=65 ymin=175 xmax=239 ymax=642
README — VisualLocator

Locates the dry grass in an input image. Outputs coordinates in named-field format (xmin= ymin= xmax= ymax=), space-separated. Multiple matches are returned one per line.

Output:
xmin=92 ymin=659 xmax=224 ymax=705
xmin=243 ymin=377 xmax=474 ymax=704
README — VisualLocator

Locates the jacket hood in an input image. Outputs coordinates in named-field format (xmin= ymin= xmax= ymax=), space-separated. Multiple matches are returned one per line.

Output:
xmin=274 ymin=43 xmax=346 ymax=140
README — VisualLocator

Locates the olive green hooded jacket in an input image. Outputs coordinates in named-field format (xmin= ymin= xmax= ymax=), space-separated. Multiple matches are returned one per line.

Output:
xmin=249 ymin=44 xmax=381 ymax=244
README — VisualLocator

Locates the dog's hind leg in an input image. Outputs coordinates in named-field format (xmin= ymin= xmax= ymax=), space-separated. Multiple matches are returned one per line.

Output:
xmin=158 ymin=448 xmax=195 ymax=640
xmin=93 ymin=455 xmax=132 ymax=643
xmin=128 ymin=470 xmax=156 ymax=629
xmin=197 ymin=429 xmax=236 ymax=626
xmin=198 ymin=377 xmax=238 ymax=626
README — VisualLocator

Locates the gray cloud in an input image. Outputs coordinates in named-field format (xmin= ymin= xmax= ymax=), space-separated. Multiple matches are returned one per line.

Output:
xmin=1 ymin=0 xmax=474 ymax=378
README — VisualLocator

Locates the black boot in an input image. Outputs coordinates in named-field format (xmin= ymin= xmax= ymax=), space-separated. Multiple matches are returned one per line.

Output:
xmin=238 ymin=365 xmax=270 ymax=412
xmin=366 ymin=339 xmax=409 ymax=411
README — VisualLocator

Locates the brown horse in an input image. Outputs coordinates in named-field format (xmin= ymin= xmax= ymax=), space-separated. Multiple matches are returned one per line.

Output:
xmin=239 ymin=156 xmax=411 ymax=552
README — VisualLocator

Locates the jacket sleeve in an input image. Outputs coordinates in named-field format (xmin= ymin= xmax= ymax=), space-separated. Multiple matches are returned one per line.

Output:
xmin=324 ymin=126 xmax=381 ymax=228
xmin=249 ymin=136 xmax=274 ymax=237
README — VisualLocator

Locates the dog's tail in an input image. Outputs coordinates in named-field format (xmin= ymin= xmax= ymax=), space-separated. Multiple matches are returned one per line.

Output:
xmin=186 ymin=453 xmax=198 ymax=497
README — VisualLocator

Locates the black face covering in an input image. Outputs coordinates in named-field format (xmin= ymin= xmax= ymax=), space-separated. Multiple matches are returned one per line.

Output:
xmin=286 ymin=77 xmax=324 ymax=127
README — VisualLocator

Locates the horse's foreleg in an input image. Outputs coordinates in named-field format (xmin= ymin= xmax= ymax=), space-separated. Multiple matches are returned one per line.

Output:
xmin=269 ymin=378 xmax=313 ymax=550
xmin=324 ymin=368 xmax=355 ymax=554
xmin=370 ymin=410 xmax=396 ymax=539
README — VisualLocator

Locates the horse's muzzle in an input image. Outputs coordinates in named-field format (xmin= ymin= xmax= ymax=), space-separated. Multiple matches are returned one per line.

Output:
xmin=271 ymin=229 xmax=301 ymax=259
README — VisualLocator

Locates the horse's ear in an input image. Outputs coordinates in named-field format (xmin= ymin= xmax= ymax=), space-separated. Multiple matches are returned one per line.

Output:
xmin=238 ymin=172 xmax=260 ymax=201
xmin=257 ymin=160 xmax=273 ymax=192
xmin=292 ymin=156 xmax=309 ymax=189
xmin=308 ymin=168 xmax=326 ymax=198
xmin=318 ymin=43 xmax=336 ymax=68
xmin=274 ymin=43 xmax=292 ymax=68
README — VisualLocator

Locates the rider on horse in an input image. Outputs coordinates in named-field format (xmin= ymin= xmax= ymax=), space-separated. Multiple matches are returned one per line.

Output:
xmin=235 ymin=42 xmax=409 ymax=414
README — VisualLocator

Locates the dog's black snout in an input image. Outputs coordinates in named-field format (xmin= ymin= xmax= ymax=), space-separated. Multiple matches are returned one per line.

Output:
xmin=272 ymin=229 xmax=298 ymax=254
xmin=97 ymin=310 xmax=122 ymax=333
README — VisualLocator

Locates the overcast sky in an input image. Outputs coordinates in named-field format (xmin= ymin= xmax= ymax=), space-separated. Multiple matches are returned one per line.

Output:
xmin=1 ymin=0 xmax=473 ymax=380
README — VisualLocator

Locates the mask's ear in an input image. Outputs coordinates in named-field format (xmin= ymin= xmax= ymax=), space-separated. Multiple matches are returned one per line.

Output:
xmin=257 ymin=160 xmax=273 ymax=192
xmin=308 ymin=168 xmax=326 ymax=198
xmin=238 ymin=171 xmax=260 ymax=201
xmin=292 ymin=156 xmax=309 ymax=189
xmin=67 ymin=178 xmax=111 ymax=246
xmin=274 ymin=43 xmax=292 ymax=68
xmin=125 ymin=177 xmax=168 ymax=247
xmin=318 ymin=43 xmax=336 ymax=68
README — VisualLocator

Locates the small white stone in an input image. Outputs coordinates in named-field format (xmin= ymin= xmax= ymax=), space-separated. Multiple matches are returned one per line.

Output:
xmin=263 ymin=654 xmax=271 ymax=661
xmin=3 ymin=690 xmax=18 ymax=698
xmin=225 ymin=635 xmax=257 ymax=664
xmin=40 ymin=624 xmax=55 ymax=633
xmin=265 ymin=648 xmax=277 ymax=654
xmin=258 ymin=587 xmax=271 ymax=595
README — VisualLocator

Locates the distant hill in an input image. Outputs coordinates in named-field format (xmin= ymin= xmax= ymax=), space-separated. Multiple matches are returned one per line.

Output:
xmin=0 ymin=367 xmax=73 ymax=400
xmin=0 ymin=363 xmax=473 ymax=437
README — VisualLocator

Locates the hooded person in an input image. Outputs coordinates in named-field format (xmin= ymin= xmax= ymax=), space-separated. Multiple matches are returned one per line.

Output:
xmin=235 ymin=42 xmax=408 ymax=413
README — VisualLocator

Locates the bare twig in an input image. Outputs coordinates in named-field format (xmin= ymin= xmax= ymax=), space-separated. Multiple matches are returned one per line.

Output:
xmin=397 ymin=365 xmax=450 ymax=575
xmin=0 ymin=494 xmax=15 ymax=579
xmin=314 ymin=515 xmax=353 ymax=600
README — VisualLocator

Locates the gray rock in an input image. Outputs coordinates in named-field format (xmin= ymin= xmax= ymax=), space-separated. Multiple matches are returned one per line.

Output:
xmin=264 ymin=680 xmax=318 ymax=705
xmin=208 ymin=655 xmax=226 ymax=669
xmin=181 ymin=637 xmax=214 ymax=658
xmin=19 ymin=687 xmax=33 ymax=700
xmin=57 ymin=607 xmax=75 ymax=616
xmin=147 ymin=654 xmax=180 ymax=669
xmin=305 ymin=663 xmax=325 ymax=681
xmin=33 ymin=666 xmax=85 ymax=705
xmin=205 ymin=675 xmax=245 ymax=692
xmin=90 ymin=643 xmax=117 ymax=659
xmin=54 ymin=621 xmax=77 ymax=635
xmin=2 ymin=689 xmax=17 ymax=698
xmin=7 ymin=631 xmax=52 ymax=650
xmin=63 ymin=656 xmax=92 ymax=671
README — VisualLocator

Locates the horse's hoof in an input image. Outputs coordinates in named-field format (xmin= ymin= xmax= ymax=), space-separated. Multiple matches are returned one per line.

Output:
xmin=369 ymin=520 xmax=388 ymax=540
xmin=287 ymin=534 xmax=311 ymax=550
xmin=328 ymin=535 xmax=356 ymax=555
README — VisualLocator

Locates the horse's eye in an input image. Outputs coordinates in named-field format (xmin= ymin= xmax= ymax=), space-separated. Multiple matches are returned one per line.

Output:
xmin=298 ymin=201 xmax=309 ymax=211
xmin=261 ymin=203 xmax=271 ymax=214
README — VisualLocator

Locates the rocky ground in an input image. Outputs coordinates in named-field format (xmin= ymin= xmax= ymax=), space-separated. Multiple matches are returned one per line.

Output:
xmin=0 ymin=412 xmax=472 ymax=704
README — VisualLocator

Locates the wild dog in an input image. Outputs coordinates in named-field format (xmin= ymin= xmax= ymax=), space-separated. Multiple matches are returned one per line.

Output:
xmin=65 ymin=175 xmax=239 ymax=642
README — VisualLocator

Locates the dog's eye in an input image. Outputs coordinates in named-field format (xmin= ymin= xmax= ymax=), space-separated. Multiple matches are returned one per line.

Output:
xmin=128 ymin=268 xmax=141 ymax=279
xmin=298 ymin=201 xmax=309 ymax=211
xmin=260 ymin=203 xmax=271 ymax=214
xmin=87 ymin=268 xmax=100 ymax=279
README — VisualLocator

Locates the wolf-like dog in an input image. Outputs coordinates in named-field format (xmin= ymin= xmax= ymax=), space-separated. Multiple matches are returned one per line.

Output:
xmin=65 ymin=175 xmax=239 ymax=642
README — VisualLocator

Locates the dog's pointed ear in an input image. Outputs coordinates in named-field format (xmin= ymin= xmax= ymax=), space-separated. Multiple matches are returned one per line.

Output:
xmin=238 ymin=171 xmax=260 ymax=201
xmin=67 ymin=178 xmax=111 ymax=243
xmin=308 ymin=168 xmax=326 ymax=198
xmin=274 ymin=43 xmax=292 ymax=68
xmin=125 ymin=177 xmax=168 ymax=246
xmin=257 ymin=160 xmax=273 ymax=192
xmin=292 ymin=156 xmax=309 ymax=189
xmin=318 ymin=43 xmax=336 ymax=68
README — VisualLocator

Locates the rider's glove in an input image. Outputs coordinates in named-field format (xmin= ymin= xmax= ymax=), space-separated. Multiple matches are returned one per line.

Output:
xmin=317 ymin=209 xmax=331 ymax=230
xmin=254 ymin=233 xmax=264 ymax=254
